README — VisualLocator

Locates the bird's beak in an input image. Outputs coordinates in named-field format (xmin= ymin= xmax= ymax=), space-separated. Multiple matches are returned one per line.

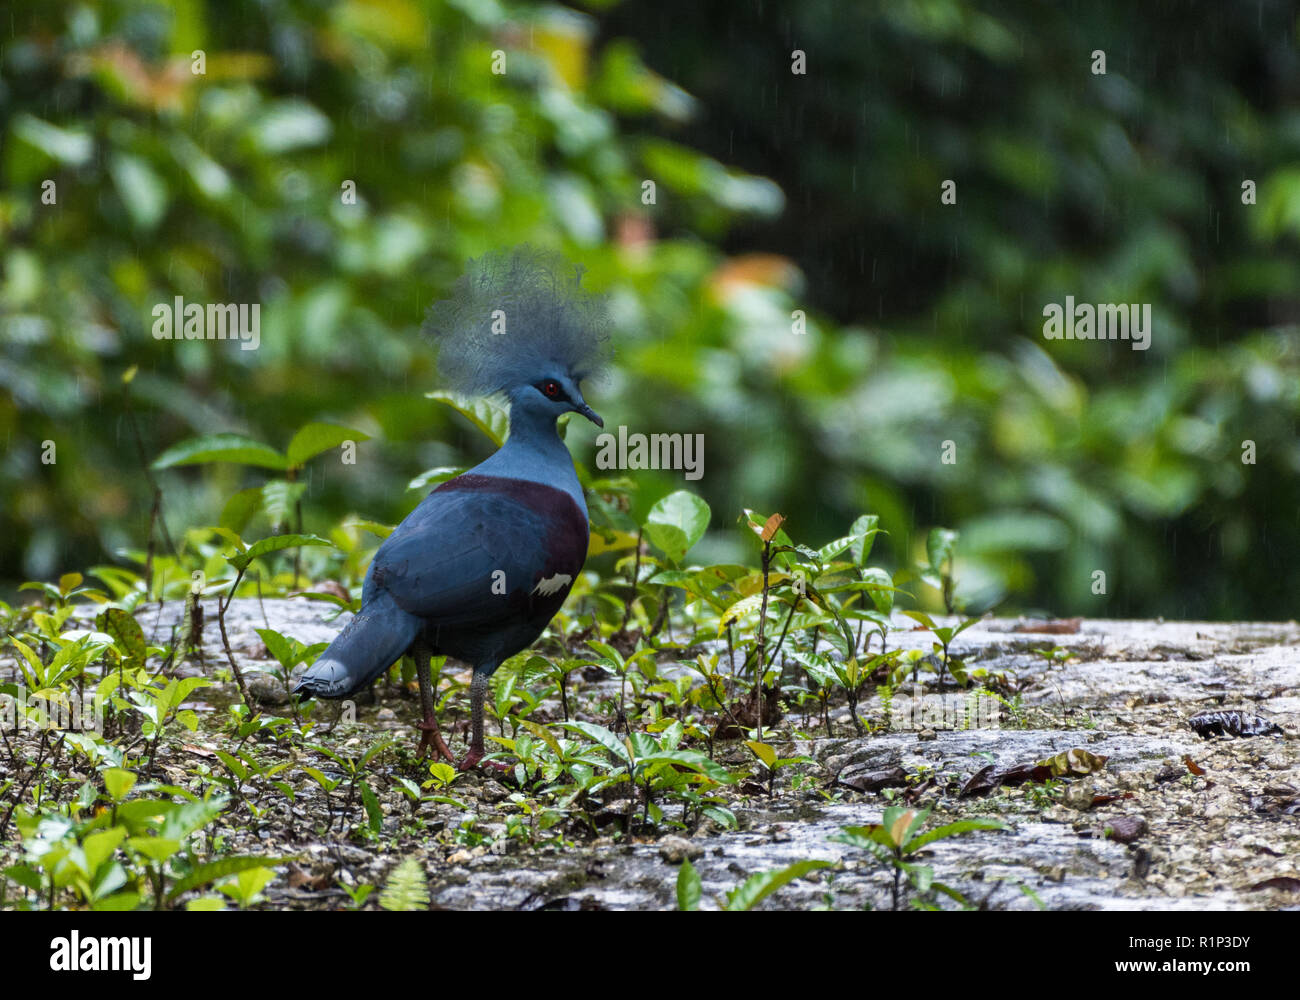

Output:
xmin=576 ymin=403 xmax=604 ymax=428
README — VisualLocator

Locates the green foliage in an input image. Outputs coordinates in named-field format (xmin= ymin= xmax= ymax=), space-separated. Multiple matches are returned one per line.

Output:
xmin=725 ymin=860 xmax=834 ymax=911
xmin=832 ymin=806 xmax=1008 ymax=910
xmin=644 ymin=491 xmax=711 ymax=564
xmin=0 ymin=0 xmax=1297 ymax=623
xmin=676 ymin=858 xmax=701 ymax=911
xmin=3 ymin=764 xmax=286 ymax=911
xmin=379 ymin=858 xmax=429 ymax=912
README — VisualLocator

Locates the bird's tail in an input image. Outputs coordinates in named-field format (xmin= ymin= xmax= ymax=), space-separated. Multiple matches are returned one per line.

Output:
xmin=293 ymin=590 xmax=420 ymax=699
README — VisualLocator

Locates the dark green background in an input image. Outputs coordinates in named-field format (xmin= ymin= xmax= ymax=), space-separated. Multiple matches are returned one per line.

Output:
xmin=2 ymin=0 xmax=1298 ymax=619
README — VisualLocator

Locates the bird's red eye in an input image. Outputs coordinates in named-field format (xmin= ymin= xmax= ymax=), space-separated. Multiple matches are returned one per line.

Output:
xmin=542 ymin=381 xmax=560 ymax=398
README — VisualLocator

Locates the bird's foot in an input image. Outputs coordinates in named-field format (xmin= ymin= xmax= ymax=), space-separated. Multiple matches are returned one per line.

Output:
xmin=456 ymin=747 xmax=510 ymax=774
xmin=416 ymin=720 xmax=455 ymax=764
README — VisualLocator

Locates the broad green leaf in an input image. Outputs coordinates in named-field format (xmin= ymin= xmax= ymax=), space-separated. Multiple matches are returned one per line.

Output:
xmin=637 ymin=749 xmax=733 ymax=784
xmin=229 ymin=533 xmax=334 ymax=571
xmin=158 ymin=677 xmax=210 ymax=718
xmin=167 ymin=856 xmax=288 ymax=901
xmin=97 ymin=608 xmax=147 ymax=665
xmin=904 ymin=818 xmax=1009 ymax=854
xmin=302 ymin=767 xmax=338 ymax=791
xmin=92 ymin=891 xmax=142 ymax=911
xmin=830 ymin=824 xmax=893 ymax=853
xmin=341 ymin=518 xmax=394 ymax=540
xmin=702 ymin=805 xmax=737 ymax=830
xmin=221 ymin=866 xmax=276 ymax=905
xmin=82 ymin=827 xmax=127 ymax=874
xmin=255 ymin=628 xmax=297 ymax=669
xmin=113 ymin=799 xmax=177 ymax=829
xmin=900 ymin=859 xmax=934 ymax=894
xmin=862 ymin=567 xmax=896 ymax=614
xmin=718 ymin=593 xmax=766 ymax=632
xmin=644 ymin=491 xmax=711 ymax=563
xmin=746 ymin=741 xmax=777 ymax=768
xmin=214 ymin=750 xmax=248 ymax=781
xmin=262 ymin=480 xmax=308 ymax=529
xmin=426 ymin=390 xmax=509 ymax=446
xmin=360 ymin=780 xmax=383 ymax=835
xmin=583 ymin=640 xmax=625 ymax=670
xmin=676 ymin=859 xmax=701 ymax=911
xmin=103 ymin=768 xmax=137 ymax=802
xmin=902 ymin=610 xmax=936 ymax=631
xmin=521 ymin=720 xmax=563 ymax=758
xmin=408 ymin=466 xmax=465 ymax=491
xmin=4 ymin=864 xmax=42 ymax=892
xmin=814 ymin=534 xmax=861 ymax=564
xmin=849 ymin=515 xmax=881 ymax=565
xmin=152 ymin=433 xmax=287 ymax=471
xmin=725 ymin=859 xmax=832 ymax=911
xmin=220 ymin=487 xmax=264 ymax=533
xmin=285 ymin=422 xmax=370 ymax=468
xmin=587 ymin=528 xmax=640 ymax=557
xmin=559 ymin=721 xmax=631 ymax=766
xmin=882 ymin=806 xmax=929 ymax=848
xmin=7 ymin=637 xmax=43 ymax=689
xmin=126 ymin=837 xmax=180 ymax=863
xmin=426 ymin=762 xmax=457 ymax=789
xmin=927 ymin=528 xmax=959 ymax=571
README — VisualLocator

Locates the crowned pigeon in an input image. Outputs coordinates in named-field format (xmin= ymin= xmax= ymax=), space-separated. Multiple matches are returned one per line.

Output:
xmin=294 ymin=247 xmax=609 ymax=770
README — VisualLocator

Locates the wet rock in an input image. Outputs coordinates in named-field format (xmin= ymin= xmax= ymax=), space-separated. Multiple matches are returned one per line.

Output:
xmin=1105 ymin=816 xmax=1148 ymax=844
xmin=658 ymin=836 xmax=703 ymax=864
xmin=248 ymin=673 xmax=289 ymax=705
xmin=33 ymin=600 xmax=1300 ymax=912
xmin=837 ymin=763 xmax=909 ymax=793
xmin=1063 ymin=781 xmax=1096 ymax=811
xmin=478 ymin=779 xmax=513 ymax=804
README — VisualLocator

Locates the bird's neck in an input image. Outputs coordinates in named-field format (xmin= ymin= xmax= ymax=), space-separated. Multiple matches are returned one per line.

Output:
xmin=475 ymin=408 xmax=586 ymax=514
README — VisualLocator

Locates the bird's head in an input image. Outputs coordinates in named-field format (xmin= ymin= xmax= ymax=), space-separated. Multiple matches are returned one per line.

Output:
xmin=515 ymin=371 xmax=603 ymax=428
xmin=426 ymin=246 xmax=611 ymax=430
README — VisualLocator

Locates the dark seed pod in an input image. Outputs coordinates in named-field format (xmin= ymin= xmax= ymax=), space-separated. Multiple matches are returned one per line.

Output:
xmin=1188 ymin=710 xmax=1283 ymax=739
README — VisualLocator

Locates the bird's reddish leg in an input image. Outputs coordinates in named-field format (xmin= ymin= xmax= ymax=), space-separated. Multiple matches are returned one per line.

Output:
xmin=458 ymin=669 xmax=509 ymax=773
xmin=414 ymin=642 xmax=454 ymax=763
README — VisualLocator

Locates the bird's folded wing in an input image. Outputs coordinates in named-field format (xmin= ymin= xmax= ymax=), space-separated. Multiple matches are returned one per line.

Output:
xmin=363 ymin=487 xmax=567 ymax=625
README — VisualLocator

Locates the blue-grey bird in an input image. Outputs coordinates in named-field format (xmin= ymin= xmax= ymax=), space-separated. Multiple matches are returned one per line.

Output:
xmin=294 ymin=247 xmax=609 ymax=770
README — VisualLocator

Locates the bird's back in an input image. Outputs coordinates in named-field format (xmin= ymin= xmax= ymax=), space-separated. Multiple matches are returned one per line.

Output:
xmin=296 ymin=471 xmax=587 ymax=698
xmin=365 ymin=472 xmax=588 ymax=666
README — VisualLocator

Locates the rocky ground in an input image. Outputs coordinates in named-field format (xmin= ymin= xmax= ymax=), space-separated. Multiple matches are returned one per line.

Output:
xmin=4 ymin=599 xmax=1299 ymax=910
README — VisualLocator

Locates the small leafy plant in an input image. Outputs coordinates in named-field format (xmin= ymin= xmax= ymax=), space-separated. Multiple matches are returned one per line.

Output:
xmin=831 ymin=806 xmax=1008 ymax=910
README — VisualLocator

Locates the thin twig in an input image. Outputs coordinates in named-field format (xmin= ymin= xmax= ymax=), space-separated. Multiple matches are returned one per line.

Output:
xmin=218 ymin=567 xmax=255 ymax=711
